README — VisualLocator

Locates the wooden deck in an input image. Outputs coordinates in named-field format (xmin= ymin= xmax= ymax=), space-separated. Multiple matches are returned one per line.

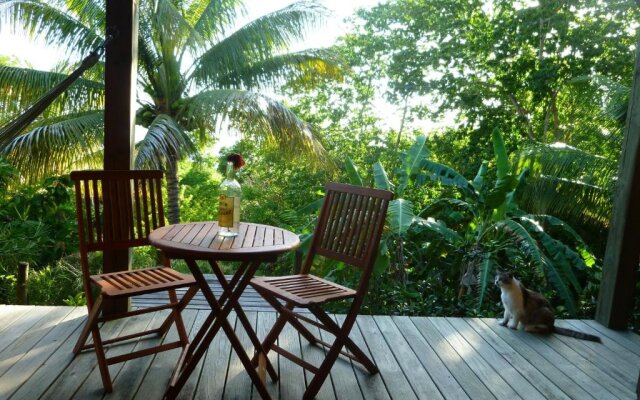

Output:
xmin=0 ymin=305 xmax=638 ymax=400
xmin=131 ymin=275 xmax=277 ymax=312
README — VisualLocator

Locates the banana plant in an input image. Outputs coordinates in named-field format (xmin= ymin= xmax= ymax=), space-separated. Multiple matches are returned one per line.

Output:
xmin=412 ymin=128 xmax=594 ymax=315
xmin=296 ymin=136 xmax=432 ymax=281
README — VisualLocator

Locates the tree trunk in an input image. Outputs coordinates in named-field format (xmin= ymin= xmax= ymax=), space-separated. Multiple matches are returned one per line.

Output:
xmin=166 ymin=158 xmax=180 ymax=224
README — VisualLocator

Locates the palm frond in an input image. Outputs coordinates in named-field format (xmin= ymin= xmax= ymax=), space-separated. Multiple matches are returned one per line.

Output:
xmin=63 ymin=0 xmax=104 ymax=27
xmin=195 ymin=49 xmax=343 ymax=90
xmin=134 ymin=114 xmax=196 ymax=169
xmin=0 ymin=0 xmax=102 ymax=54
xmin=183 ymin=89 xmax=327 ymax=162
xmin=0 ymin=110 xmax=103 ymax=183
xmin=155 ymin=0 xmax=205 ymax=52
xmin=187 ymin=0 xmax=243 ymax=44
xmin=513 ymin=142 xmax=615 ymax=227
xmin=190 ymin=1 xmax=328 ymax=85
xmin=0 ymin=65 xmax=103 ymax=121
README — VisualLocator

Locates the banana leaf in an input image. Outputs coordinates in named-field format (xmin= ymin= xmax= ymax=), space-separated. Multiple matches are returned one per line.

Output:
xmin=397 ymin=135 xmax=428 ymax=195
xmin=373 ymin=161 xmax=392 ymax=190
xmin=422 ymin=160 xmax=477 ymax=199
xmin=387 ymin=198 xmax=415 ymax=235
xmin=345 ymin=157 xmax=364 ymax=186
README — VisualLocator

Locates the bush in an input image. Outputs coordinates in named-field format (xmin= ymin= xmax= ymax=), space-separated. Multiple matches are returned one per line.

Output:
xmin=27 ymin=255 xmax=84 ymax=305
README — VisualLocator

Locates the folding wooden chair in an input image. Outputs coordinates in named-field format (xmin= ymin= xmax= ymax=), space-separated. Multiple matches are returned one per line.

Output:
xmin=70 ymin=170 xmax=199 ymax=393
xmin=250 ymin=182 xmax=393 ymax=399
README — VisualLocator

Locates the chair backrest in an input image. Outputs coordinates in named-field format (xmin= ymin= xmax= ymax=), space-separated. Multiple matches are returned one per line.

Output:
xmin=71 ymin=170 xmax=165 ymax=257
xmin=302 ymin=182 xmax=393 ymax=285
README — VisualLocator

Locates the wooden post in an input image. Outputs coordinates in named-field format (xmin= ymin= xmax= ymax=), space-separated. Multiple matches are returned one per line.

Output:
xmin=596 ymin=34 xmax=640 ymax=329
xmin=16 ymin=262 xmax=28 ymax=305
xmin=102 ymin=0 xmax=139 ymax=315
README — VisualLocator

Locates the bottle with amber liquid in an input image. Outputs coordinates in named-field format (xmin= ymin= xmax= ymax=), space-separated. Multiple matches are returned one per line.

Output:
xmin=218 ymin=159 xmax=242 ymax=236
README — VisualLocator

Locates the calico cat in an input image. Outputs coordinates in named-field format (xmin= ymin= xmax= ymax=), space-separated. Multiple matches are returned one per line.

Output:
xmin=495 ymin=271 xmax=600 ymax=342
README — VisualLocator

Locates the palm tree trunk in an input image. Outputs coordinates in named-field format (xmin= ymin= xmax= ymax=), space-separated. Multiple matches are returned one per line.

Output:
xmin=166 ymin=158 xmax=180 ymax=224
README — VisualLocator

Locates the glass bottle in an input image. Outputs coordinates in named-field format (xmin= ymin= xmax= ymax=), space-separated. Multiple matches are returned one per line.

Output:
xmin=218 ymin=161 xmax=241 ymax=236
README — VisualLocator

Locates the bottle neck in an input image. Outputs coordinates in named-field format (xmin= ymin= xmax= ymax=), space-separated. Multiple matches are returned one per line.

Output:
xmin=225 ymin=161 xmax=236 ymax=180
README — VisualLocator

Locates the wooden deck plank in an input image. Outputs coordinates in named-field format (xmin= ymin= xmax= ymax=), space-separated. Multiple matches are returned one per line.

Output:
xmin=393 ymin=316 xmax=468 ymax=400
xmin=8 ymin=308 xmax=86 ymax=399
xmin=528 ymin=328 xmax=636 ymax=399
xmin=298 ymin=317 xmax=336 ymax=400
xmin=480 ymin=318 xmax=621 ymax=400
xmin=411 ymin=317 xmax=495 ymax=400
xmin=316 ymin=315 xmax=363 ymax=400
xmin=554 ymin=320 xmax=637 ymax=385
xmin=2 ymin=307 xmax=639 ymax=400
xmin=133 ymin=309 xmax=199 ymax=399
xmin=374 ymin=315 xmax=444 ymax=399
xmin=0 ymin=305 xmax=56 ymax=353
xmin=565 ymin=319 xmax=640 ymax=366
xmin=223 ymin=311 xmax=256 ymax=399
xmin=71 ymin=313 xmax=158 ymax=399
xmin=0 ymin=307 xmax=84 ymax=399
xmin=479 ymin=318 xmax=597 ymax=400
xmin=0 ymin=306 xmax=75 ymax=378
xmin=251 ymin=311 xmax=280 ymax=400
xmin=191 ymin=310 xmax=233 ymax=400
xmin=581 ymin=319 xmax=640 ymax=356
xmin=464 ymin=318 xmax=571 ymax=400
xmin=335 ymin=314 xmax=390 ymax=400
xmin=105 ymin=312 xmax=172 ymax=400
xmin=41 ymin=316 xmax=129 ymax=399
xmin=278 ymin=312 xmax=308 ymax=400
xmin=356 ymin=315 xmax=418 ymax=399
xmin=0 ymin=305 xmax=36 ymax=330
xmin=430 ymin=317 xmax=518 ymax=399
xmin=446 ymin=317 xmax=546 ymax=400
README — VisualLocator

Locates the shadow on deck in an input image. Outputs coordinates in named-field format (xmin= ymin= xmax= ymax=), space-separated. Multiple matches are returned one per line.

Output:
xmin=0 ymin=305 xmax=638 ymax=399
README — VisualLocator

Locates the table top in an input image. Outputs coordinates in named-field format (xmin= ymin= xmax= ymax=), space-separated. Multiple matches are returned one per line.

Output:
xmin=149 ymin=221 xmax=300 ymax=261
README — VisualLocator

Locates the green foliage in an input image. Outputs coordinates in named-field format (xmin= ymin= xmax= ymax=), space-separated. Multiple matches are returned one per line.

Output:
xmin=0 ymin=174 xmax=77 ymax=269
xmin=412 ymin=130 xmax=594 ymax=315
xmin=26 ymin=256 xmax=83 ymax=305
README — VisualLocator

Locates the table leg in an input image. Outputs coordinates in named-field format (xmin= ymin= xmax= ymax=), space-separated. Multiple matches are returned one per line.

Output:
xmin=210 ymin=260 xmax=278 ymax=381
xmin=165 ymin=258 xmax=273 ymax=400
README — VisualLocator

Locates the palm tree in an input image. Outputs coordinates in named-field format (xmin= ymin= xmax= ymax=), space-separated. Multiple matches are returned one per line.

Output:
xmin=0 ymin=0 xmax=342 ymax=222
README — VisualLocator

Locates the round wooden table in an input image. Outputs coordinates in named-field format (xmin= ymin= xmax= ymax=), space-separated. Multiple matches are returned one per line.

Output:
xmin=149 ymin=221 xmax=299 ymax=400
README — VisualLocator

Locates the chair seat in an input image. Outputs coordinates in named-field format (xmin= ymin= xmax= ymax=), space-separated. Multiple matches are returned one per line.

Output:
xmin=91 ymin=267 xmax=196 ymax=298
xmin=251 ymin=274 xmax=356 ymax=306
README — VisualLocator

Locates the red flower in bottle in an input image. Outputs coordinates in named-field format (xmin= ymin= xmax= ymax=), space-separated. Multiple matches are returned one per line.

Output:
xmin=227 ymin=153 xmax=245 ymax=170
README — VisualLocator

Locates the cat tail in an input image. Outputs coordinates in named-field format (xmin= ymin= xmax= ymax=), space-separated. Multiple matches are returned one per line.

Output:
xmin=553 ymin=326 xmax=601 ymax=342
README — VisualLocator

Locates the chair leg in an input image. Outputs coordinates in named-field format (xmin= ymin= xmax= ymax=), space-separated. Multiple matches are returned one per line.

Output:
xmin=259 ymin=290 xmax=318 ymax=345
xmin=252 ymin=311 xmax=289 ymax=381
xmin=303 ymin=335 xmax=347 ymax=400
xmin=92 ymin=324 xmax=113 ymax=393
xmin=75 ymin=294 xmax=112 ymax=392
xmin=310 ymin=307 xmax=378 ymax=374
xmin=158 ymin=286 xmax=198 ymax=343
xmin=74 ymin=294 xmax=104 ymax=355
